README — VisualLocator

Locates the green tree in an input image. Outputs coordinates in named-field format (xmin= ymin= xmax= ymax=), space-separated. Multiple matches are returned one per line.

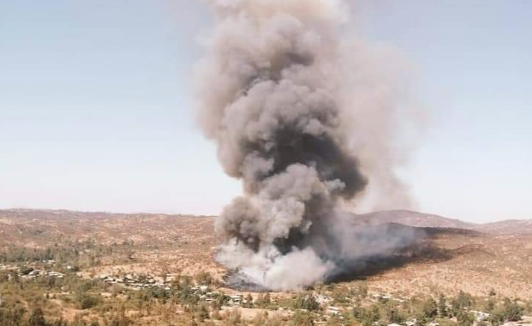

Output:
xmin=423 ymin=297 xmax=438 ymax=320
xmin=503 ymin=298 xmax=523 ymax=322
xmin=485 ymin=298 xmax=496 ymax=313
xmin=438 ymin=294 xmax=448 ymax=317
xmin=489 ymin=306 xmax=507 ymax=326
xmin=457 ymin=311 xmax=475 ymax=326
xmin=294 ymin=294 xmax=319 ymax=311
xmin=451 ymin=291 xmax=474 ymax=316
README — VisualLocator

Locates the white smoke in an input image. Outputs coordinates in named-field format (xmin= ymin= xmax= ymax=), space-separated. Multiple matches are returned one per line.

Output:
xmin=195 ymin=0 xmax=421 ymax=290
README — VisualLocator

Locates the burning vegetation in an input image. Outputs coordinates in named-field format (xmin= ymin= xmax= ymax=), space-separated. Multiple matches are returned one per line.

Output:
xmin=196 ymin=0 xmax=421 ymax=290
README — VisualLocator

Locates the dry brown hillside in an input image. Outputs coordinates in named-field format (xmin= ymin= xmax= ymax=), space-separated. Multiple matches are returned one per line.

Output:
xmin=1 ymin=209 xmax=531 ymax=298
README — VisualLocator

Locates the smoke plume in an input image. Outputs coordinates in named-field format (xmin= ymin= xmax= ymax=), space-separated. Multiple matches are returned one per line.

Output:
xmin=195 ymin=0 xmax=421 ymax=290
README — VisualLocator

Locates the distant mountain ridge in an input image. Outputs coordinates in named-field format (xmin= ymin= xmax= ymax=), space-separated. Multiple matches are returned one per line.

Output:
xmin=1 ymin=208 xmax=531 ymax=235
xmin=354 ymin=210 xmax=532 ymax=235
xmin=474 ymin=219 xmax=532 ymax=235
xmin=355 ymin=210 xmax=476 ymax=229
xmin=0 ymin=208 xmax=214 ymax=220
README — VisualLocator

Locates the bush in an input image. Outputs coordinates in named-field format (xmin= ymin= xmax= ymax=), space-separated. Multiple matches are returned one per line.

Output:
xmin=197 ymin=304 xmax=210 ymax=322
xmin=293 ymin=294 xmax=319 ymax=311
xmin=0 ymin=308 xmax=25 ymax=326
xmin=291 ymin=311 xmax=315 ymax=326
xmin=353 ymin=304 xmax=381 ymax=326
xmin=422 ymin=297 xmax=438 ymax=320
xmin=450 ymin=291 xmax=474 ymax=316
xmin=503 ymin=298 xmax=523 ymax=322
xmin=78 ymin=295 xmax=101 ymax=310
xmin=20 ymin=267 xmax=35 ymax=276
xmin=384 ymin=302 xmax=405 ymax=324
xmin=457 ymin=311 xmax=475 ymax=326
xmin=27 ymin=308 xmax=46 ymax=326
xmin=256 ymin=293 xmax=272 ymax=308
xmin=489 ymin=298 xmax=523 ymax=325
xmin=489 ymin=306 xmax=507 ymax=326
xmin=195 ymin=272 xmax=213 ymax=286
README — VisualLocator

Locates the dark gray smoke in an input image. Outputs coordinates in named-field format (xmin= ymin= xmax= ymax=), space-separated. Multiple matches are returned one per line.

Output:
xmin=195 ymin=0 xmax=421 ymax=290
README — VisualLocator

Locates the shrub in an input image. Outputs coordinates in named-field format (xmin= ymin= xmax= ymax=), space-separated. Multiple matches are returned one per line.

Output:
xmin=291 ymin=311 xmax=315 ymax=326
xmin=422 ymin=297 xmax=438 ymax=320
xmin=195 ymin=272 xmax=213 ymax=286
xmin=197 ymin=304 xmax=210 ymax=322
xmin=27 ymin=308 xmax=46 ymax=326
xmin=503 ymin=298 xmax=523 ymax=321
xmin=457 ymin=311 xmax=475 ymax=326
xmin=293 ymin=294 xmax=319 ymax=311
xmin=353 ymin=304 xmax=381 ymax=326
xmin=78 ymin=295 xmax=101 ymax=310
xmin=450 ymin=291 xmax=474 ymax=316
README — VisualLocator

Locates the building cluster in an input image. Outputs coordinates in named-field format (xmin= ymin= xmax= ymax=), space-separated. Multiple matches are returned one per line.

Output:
xmin=23 ymin=270 xmax=65 ymax=280
xmin=370 ymin=293 xmax=406 ymax=303
xmin=98 ymin=273 xmax=172 ymax=291
xmin=1 ymin=263 xmax=65 ymax=281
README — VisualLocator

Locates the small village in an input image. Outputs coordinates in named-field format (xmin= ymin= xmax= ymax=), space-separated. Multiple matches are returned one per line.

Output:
xmin=2 ymin=259 xmax=531 ymax=326
xmin=1 ymin=208 xmax=532 ymax=326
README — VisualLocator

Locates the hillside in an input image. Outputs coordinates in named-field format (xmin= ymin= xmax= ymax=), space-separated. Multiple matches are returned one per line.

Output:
xmin=355 ymin=209 xmax=532 ymax=235
xmin=354 ymin=210 xmax=476 ymax=229
xmin=474 ymin=219 xmax=532 ymax=235
xmin=1 ymin=208 xmax=532 ymax=298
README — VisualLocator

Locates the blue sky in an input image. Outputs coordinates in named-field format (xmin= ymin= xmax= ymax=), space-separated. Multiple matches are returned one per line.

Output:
xmin=0 ymin=1 xmax=530 ymax=223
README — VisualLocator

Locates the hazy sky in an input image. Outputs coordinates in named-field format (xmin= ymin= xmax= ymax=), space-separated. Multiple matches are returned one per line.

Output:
xmin=1 ymin=1 xmax=530 ymax=223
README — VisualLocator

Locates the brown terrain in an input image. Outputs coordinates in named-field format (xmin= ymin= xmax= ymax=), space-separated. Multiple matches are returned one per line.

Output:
xmin=1 ymin=209 xmax=531 ymax=299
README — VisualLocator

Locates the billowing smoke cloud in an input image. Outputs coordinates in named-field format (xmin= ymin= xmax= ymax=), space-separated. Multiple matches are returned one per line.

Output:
xmin=195 ymin=0 xmax=421 ymax=290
